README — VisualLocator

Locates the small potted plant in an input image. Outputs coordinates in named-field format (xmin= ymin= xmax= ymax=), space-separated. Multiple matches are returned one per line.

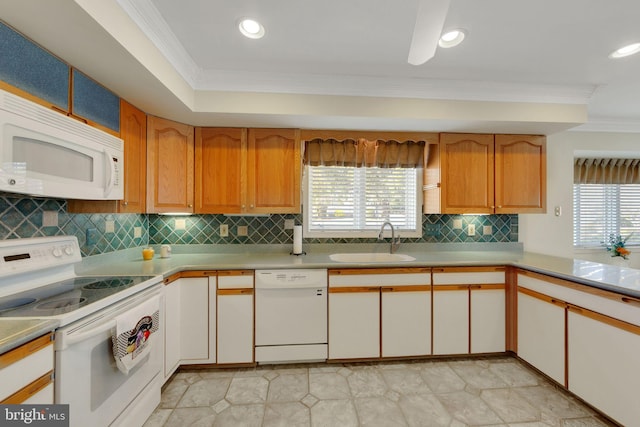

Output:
xmin=606 ymin=233 xmax=632 ymax=260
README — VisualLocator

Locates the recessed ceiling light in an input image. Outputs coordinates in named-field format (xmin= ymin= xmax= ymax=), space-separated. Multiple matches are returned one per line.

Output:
xmin=438 ymin=29 xmax=466 ymax=48
xmin=609 ymin=42 xmax=640 ymax=59
xmin=238 ymin=18 xmax=265 ymax=39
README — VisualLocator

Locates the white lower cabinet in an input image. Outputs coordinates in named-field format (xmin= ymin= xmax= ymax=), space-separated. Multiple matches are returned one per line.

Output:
xmin=470 ymin=286 xmax=506 ymax=353
xmin=381 ymin=286 xmax=431 ymax=357
xmin=0 ymin=333 xmax=54 ymax=404
xmin=163 ymin=273 xmax=216 ymax=382
xmin=163 ymin=277 xmax=181 ymax=380
xmin=217 ymin=271 xmax=254 ymax=364
xmin=517 ymin=287 xmax=566 ymax=385
xmin=329 ymin=288 xmax=380 ymax=359
xmin=433 ymin=287 xmax=469 ymax=354
xmin=568 ymin=307 xmax=640 ymax=427
xmin=432 ymin=267 xmax=505 ymax=355
xmin=328 ymin=268 xmax=431 ymax=360
xmin=180 ymin=276 xmax=216 ymax=364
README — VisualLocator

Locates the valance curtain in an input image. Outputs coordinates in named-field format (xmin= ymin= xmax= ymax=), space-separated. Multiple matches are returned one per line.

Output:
xmin=304 ymin=138 xmax=426 ymax=168
xmin=574 ymin=158 xmax=640 ymax=184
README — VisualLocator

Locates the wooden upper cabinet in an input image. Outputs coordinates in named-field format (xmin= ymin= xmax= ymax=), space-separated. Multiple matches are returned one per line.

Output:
xmin=119 ymin=100 xmax=147 ymax=213
xmin=495 ymin=135 xmax=546 ymax=213
xmin=147 ymin=116 xmax=194 ymax=214
xmin=195 ymin=128 xmax=301 ymax=214
xmin=440 ymin=133 xmax=495 ymax=214
xmin=247 ymin=128 xmax=301 ymax=214
xmin=195 ymin=128 xmax=246 ymax=213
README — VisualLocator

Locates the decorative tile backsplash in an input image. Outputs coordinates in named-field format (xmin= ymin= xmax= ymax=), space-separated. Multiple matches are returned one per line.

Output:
xmin=0 ymin=193 xmax=517 ymax=256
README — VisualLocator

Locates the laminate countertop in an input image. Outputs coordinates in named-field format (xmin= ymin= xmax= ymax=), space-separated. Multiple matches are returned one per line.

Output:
xmin=3 ymin=242 xmax=639 ymax=355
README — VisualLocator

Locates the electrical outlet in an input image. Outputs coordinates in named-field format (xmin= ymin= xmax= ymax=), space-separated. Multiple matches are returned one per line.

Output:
xmin=284 ymin=219 xmax=295 ymax=230
xmin=467 ymin=224 xmax=476 ymax=236
xmin=175 ymin=219 xmax=186 ymax=230
xmin=424 ymin=224 xmax=441 ymax=237
xmin=105 ymin=219 xmax=115 ymax=233
xmin=237 ymin=225 xmax=248 ymax=236
xmin=86 ymin=228 xmax=99 ymax=246
xmin=554 ymin=206 xmax=562 ymax=217
xmin=220 ymin=224 xmax=229 ymax=237
xmin=134 ymin=227 xmax=142 ymax=238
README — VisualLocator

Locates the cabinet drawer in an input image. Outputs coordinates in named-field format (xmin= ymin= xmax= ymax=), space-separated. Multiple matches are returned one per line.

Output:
xmin=329 ymin=269 xmax=430 ymax=287
xmin=433 ymin=268 xmax=505 ymax=285
xmin=218 ymin=270 xmax=254 ymax=289
xmin=0 ymin=337 xmax=53 ymax=402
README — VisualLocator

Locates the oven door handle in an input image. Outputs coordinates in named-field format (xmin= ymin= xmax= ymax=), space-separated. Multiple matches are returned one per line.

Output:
xmin=56 ymin=319 xmax=117 ymax=350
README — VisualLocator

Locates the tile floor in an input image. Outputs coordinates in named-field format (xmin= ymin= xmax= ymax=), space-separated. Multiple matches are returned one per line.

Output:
xmin=143 ymin=356 xmax=616 ymax=427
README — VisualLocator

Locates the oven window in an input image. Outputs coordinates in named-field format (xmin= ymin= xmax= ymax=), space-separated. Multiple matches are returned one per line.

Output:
xmin=14 ymin=136 xmax=94 ymax=181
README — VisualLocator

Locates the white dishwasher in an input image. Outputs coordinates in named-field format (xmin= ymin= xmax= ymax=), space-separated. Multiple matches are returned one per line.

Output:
xmin=255 ymin=269 xmax=328 ymax=363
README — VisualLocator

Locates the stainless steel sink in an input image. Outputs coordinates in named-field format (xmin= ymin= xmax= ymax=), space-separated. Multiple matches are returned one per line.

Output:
xmin=329 ymin=253 xmax=416 ymax=263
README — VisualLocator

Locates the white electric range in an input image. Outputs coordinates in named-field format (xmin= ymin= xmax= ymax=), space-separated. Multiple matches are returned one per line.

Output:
xmin=0 ymin=236 xmax=164 ymax=427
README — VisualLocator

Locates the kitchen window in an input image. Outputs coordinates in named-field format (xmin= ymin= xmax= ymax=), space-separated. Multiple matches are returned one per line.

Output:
xmin=302 ymin=137 xmax=425 ymax=238
xmin=573 ymin=157 xmax=640 ymax=247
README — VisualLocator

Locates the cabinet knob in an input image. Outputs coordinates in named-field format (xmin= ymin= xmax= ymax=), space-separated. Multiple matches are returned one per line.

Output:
xmin=250 ymin=204 xmax=254 ymax=208
xmin=188 ymin=204 xmax=193 ymax=208
xmin=242 ymin=205 xmax=246 ymax=209
xmin=122 ymin=201 xmax=128 ymax=206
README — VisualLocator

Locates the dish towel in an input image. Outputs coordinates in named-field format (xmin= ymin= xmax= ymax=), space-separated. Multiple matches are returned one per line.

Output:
xmin=112 ymin=295 xmax=160 ymax=374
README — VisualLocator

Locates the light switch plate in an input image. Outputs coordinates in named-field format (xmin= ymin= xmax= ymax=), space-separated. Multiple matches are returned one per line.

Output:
xmin=467 ymin=224 xmax=476 ymax=236
xmin=483 ymin=225 xmax=492 ymax=235
xmin=134 ymin=227 xmax=142 ymax=238
xmin=220 ymin=224 xmax=229 ymax=237
xmin=105 ymin=219 xmax=115 ymax=233
xmin=237 ymin=225 xmax=248 ymax=236
xmin=453 ymin=218 xmax=463 ymax=229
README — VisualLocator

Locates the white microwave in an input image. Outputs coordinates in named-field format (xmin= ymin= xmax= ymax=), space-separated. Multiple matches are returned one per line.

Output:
xmin=0 ymin=88 xmax=123 ymax=200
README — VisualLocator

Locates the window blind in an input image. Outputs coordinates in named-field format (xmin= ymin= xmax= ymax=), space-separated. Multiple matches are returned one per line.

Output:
xmin=573 ymin=183 xmax=640 ymax=247
xmin=307 ymin=166 xmax=418 ymax=233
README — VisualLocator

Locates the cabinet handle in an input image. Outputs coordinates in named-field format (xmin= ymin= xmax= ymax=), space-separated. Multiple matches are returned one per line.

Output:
xmin=621 ymin=297 xmax=640 ymax=307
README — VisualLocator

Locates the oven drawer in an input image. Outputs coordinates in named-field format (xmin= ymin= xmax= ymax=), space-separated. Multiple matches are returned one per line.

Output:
xmin=0 ymin=333 xmax=54 ymax=402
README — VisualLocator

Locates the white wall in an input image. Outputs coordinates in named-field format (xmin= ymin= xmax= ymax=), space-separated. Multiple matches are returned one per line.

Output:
xmin=519 ymin=131 xmax=640 ymax=268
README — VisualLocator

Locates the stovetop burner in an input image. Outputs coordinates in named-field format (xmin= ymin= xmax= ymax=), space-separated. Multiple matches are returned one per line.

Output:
xmin=36 ymin=297 xmax=87 ymax=311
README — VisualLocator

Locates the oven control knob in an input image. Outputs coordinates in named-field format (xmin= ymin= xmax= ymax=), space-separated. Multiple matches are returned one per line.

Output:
xmin=64 ymin=246 xmax=74 ymax=256
xmin=52 ymin=247 xmax=63 ymax=257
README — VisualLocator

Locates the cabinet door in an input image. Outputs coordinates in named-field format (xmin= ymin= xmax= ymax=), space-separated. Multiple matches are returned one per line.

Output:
xmin=567 ymin=307 xmax=640 ymax=427
xmin=164 ymin=279 xmax=181 ymax=380
xmin=147 ymin=116 xmax=195 ymax=213
xmin=381 ymin=287 xmax=431 ymax=357
xmin=433 ymin=287 xmax=469 ymax=354
xmin=217 ymin=290 xmax=254 ymax=364
xmin=470 ymin=286 xmax=505 ymax=353
xmin=71 ymin=69 xmax=120 ymax=134
xmin=440 ymin=133 xmax=494 ymax=214
xmin=180 ymin=277 xmax=210 ymax=363
xmin=119 ymin=100 xmax=147 ymax=213
xmin=247 ymin=128 xmax=301 ymax=214
xmin=495 ymin=135 xmax=546 ymax=213
xmin=328 ymin=289 xmax=380 ymax=359
xmin=517 ymin=288 xmax=565 ymax=385
xmin=195 ymin=127 xmax=246 ymax=213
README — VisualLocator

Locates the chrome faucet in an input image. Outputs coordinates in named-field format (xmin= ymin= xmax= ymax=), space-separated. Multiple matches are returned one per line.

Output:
xmin=378 ymin=221 xmax=401 ymax=254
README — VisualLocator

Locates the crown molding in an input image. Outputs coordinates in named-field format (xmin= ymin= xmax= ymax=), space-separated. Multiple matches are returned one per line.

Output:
xmin=116 ymin=0 xmax=199 ymax=87
xmin=572 ymin=117 xmax=640 ymax=133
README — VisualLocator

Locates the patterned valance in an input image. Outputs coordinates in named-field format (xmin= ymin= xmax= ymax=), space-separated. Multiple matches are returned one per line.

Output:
xmin=304 ymin=138 xmax=425 ymax=168
xmin=574 ymin=158 xmax=640 ymax=184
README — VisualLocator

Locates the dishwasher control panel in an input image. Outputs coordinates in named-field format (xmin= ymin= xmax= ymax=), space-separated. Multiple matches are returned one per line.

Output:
xmin=255 ymin=269 xmax=327 ymax=289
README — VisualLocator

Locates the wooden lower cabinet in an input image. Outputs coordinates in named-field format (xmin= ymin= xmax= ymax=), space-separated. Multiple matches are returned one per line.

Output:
xmin=163 ymin=277 xmax=181 ymax=381
xmin=329 ymin=288 xmax=380 ymax=360
xmin=179 ymin=277 xmax=214 ymax=364
xmin=567 ymin=307 xmax=640 ymax=427
xmin=433 ymin=286 xmax=469 ymax=355
xmin=470 ymin=285 xmax=506 ymax=353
